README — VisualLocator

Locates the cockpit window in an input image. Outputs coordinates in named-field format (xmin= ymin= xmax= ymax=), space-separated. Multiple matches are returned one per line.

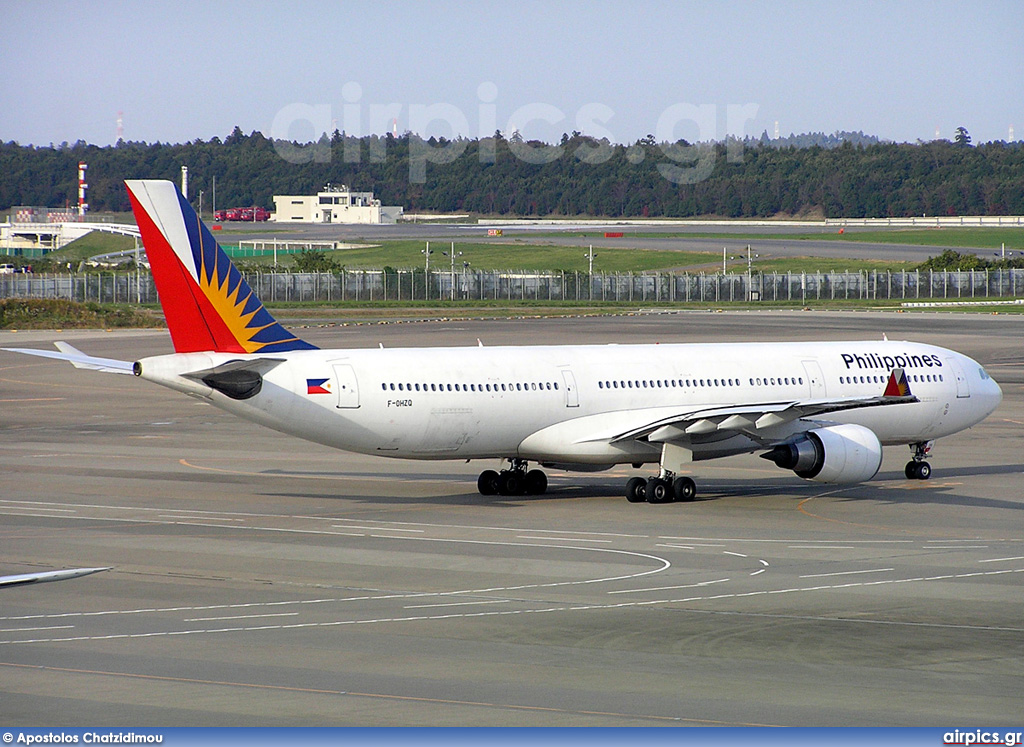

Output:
xmin=979 ymin=367 xmax=991 ymax=380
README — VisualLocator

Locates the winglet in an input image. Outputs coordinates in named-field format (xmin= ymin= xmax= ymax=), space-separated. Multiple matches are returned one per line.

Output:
xmin=883 ymin=368 xmax=912 ymax=398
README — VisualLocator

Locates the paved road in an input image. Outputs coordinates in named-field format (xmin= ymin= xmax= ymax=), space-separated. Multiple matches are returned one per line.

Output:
xmin=1 ymin=312 xmax=1021 ymax=725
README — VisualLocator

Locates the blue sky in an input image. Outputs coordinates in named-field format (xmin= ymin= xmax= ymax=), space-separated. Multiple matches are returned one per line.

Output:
xmin=3 ymin=0 xmax=1021 ymax=147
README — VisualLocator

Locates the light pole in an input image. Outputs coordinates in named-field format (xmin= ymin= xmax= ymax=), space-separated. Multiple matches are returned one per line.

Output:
xmin=421 ymin=242 xmax=433 ymax=300
xmin=585 ymin=245 xmax=596 ymax=300
xmin=442 ymin=242 xmax=463 ymax=301
xmin=746 ymin=244 xmax=760 ymax=301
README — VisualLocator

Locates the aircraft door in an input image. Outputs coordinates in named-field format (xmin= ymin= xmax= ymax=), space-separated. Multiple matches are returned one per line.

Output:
xmin=802 ymin=360 xmax=826 ymax=398
xmin=945 ymin=358 xmax=970 ymax=398
xmin=560 ymin=369 xmax=579 ymax=407
xmin=332 ymin=363 xmax=360 ymax=408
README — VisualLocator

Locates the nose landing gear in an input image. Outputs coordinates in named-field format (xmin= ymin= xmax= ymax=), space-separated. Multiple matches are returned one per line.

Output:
xmin=905 ymin=441 xmax=934 ymax=480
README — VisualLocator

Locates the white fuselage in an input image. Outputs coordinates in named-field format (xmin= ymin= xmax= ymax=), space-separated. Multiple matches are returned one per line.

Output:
xmin=136 ymin=339 xmax=1001 ymax=468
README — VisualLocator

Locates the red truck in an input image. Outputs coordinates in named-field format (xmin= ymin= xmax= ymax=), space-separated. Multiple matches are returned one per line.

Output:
xmin=217 ymin=207 xmax=269 ymax=221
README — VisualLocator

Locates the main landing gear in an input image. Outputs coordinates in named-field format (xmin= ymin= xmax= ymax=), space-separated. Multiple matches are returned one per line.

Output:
xmin=625 ymin=470 xmax=697 ymax=504
xmin=905 ymin=440 xmax=933 ymax=480
xmin=477 ymin=459 xmax=548 ymax=496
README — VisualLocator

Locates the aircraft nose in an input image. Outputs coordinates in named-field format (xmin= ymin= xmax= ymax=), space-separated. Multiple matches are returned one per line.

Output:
xmin=986 ymin=377 xmax=1003 ymax=415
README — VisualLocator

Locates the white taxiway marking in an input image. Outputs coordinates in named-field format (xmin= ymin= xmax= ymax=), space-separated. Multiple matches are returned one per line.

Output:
xmin=0 ymin=626 xmax=74 ymax=633
xmin=404 ymin=600 xmax=510 ymax=610
xmin=608 ymin=578 xmax=731 ymax=595
xmin=799 ymin=568 xmax=895 ymax=579
xmin=516 ymin=536 xmax=612 ymax=543
xmin=183 ymin=613 xmax=301 ymax=622
xmin=3 ymin=568 xmax=1023 ymax=645
xmin=980 ymin=556 xmax=1024 ymax=563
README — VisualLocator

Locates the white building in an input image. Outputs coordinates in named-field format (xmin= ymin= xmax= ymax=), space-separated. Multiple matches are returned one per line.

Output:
xmin=273 ymin=184 xmax=403 ymax=224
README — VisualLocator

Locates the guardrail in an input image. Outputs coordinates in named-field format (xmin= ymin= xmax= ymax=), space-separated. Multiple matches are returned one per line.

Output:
xmin=3 ymin=268 xmax=1023 ymax=305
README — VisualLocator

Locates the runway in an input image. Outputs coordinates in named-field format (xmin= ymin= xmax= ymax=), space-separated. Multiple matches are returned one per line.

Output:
xmin=1 ymin=311 xmax=1022 ymax=725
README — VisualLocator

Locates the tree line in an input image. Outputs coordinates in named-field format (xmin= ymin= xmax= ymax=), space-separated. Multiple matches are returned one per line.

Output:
xmin=2 ymin=127 xmax=1022 ymax=218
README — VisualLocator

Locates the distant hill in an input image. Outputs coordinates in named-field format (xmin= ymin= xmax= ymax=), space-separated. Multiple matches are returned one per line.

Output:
xmin=1 ymin=128 xmax=1022 ymax=218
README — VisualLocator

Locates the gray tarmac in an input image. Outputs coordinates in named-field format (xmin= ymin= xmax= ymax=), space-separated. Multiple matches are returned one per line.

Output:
xmin=1 ymin=311 xmax=1022 ymax=726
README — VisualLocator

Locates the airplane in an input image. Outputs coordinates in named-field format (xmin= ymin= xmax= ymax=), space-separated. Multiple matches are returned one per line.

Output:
xmin=3 ymin=180 xmax=1003 ymax=504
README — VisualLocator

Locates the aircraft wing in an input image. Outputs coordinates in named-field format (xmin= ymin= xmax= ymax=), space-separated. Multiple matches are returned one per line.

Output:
xmin=519 ymin=369 xmax=918 ymax=463
xmin=0 ymin=567 xmax=110 ymax=588
xmin=2 ymin=342 xmax=134 ymax=374
xmin=613 ymin=369 xmax=918 ymax=445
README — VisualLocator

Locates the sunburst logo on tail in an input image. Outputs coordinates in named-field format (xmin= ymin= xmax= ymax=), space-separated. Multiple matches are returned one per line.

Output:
xmin=126 ymin=179 xmax=317 ymax=354
xmin=188 ymin=210 xmax=311 ymax=353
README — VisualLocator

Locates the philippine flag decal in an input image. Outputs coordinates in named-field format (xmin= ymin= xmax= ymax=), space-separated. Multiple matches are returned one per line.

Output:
xmin=306 ymin=378 xmax=332 ymax=395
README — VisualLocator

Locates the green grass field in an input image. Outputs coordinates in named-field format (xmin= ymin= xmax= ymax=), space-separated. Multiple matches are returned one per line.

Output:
xmin=47 ymin=232 xmax=138 ymax=262
xmin=38 ymin=223 xmax=1024 ymax=275
xmin=525 ymin=226 xmax=1024 ymax=250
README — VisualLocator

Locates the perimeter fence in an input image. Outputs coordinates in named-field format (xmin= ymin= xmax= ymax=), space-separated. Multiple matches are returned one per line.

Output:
xmin=3 ymin=268 xmax=1024 ymax=305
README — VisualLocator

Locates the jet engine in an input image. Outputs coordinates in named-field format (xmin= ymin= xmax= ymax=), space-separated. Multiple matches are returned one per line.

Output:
xmin=760 ymin=423 xmax=883 ymax=484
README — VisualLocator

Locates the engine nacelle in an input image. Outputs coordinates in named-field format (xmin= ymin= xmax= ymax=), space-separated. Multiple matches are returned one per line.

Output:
xmin=761 ymin=423 xmax=883 ymax=484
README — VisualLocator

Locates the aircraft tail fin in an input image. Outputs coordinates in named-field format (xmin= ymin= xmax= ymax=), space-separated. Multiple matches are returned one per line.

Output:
xmin=125 ymin=179 xmax=317 ymax=354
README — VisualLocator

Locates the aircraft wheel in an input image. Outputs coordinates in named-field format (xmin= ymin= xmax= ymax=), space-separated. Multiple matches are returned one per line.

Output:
xmin=646 ymin=477 xmax=673 ymax=504
xmin=498 ymin=469 xmax=524 ymax=495
xmin=905 ymin=461 xmax=931 ymax=480
xmin=672 ymin=476 xmax=697 ymax=502
xmin=525 ymin=469 xmax=547 ymax=495
xmin=625 ymin=477 xmax=646 ymax=503
xmin=478 ymin=470 xmax=500 ymax=495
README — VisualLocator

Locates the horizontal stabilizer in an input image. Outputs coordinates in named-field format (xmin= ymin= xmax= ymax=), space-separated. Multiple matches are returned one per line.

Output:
xmin=2 ymin=343 xmax=134 ymax=374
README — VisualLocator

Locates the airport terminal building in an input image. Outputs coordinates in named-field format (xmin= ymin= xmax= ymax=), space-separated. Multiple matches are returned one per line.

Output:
xmin=273 ymin=184 xmax=403 ymax=224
